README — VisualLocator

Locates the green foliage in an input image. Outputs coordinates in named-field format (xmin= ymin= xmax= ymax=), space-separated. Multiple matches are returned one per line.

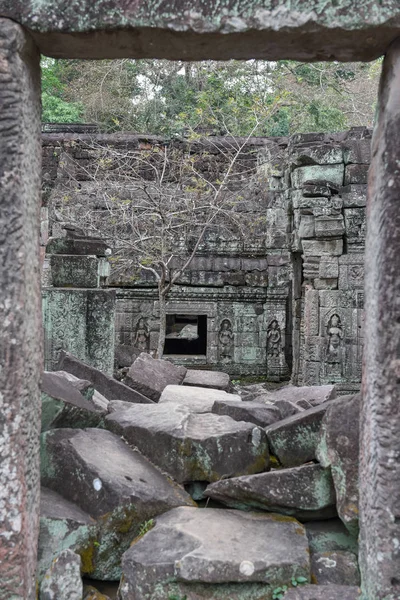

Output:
xmin=272 ymin=575 xmax=308 ymax=598
xmin=41 ymin=56 xmax=380 ymax=134
xmin=138 ymin=519 xmax=155 ymax=537
xmin=41 ymin=58 xmax=83 ymax=123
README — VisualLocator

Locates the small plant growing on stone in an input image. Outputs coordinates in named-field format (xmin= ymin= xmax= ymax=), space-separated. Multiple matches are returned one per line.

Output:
xmin=273 ymin=576 xmax=308 ymax=598
xmin=168 ymin=595 xmax=187 ymax=600
xmin=138 ymin=519 xmax=155 ymax=537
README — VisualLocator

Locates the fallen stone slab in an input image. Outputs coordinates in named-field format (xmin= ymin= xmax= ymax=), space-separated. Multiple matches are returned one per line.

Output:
xmin=273 ymin=399 xmax=306 ymax=420
xmin=268 ymin=385 xmax=336 ymax=407
xmin=41 ymin=428 xmax=194 ymax=579
xmin=212 ymin=399 xmax=281 ymax=427
xmin=41 ymin=371 xmax=106 ymax=431
xmin=305 ymin=519 xmax=359 ymax=556
xmin=205 ymin=463 xmax=336 ymax=520
xmin=58 ymin=351 xmax=154 ymax=404
xmin=126 ymin=352 xmax=187 ymax=401
xmin=266 ymin=398 xmax=341 ymax=467
xmin=284 ymin=584 xmax=360 ymax=600
xmin=316 ymin=394 xmax=360 ymax=536
xmin=38 ymin=487 xmax=98 ymax=581
xmin=119 ymin=507 xmax=310 ymax=600
xmin=311 ymin=551 xmax=360 ymax=586
xmin=183 ymin=369 xmax=231 ymax=391
xmin=159 ymin=384 xmax=241 ymax=413
xmin=106 ymin=403 xmax=268 ymax=483
xmin=40 ymin=549 xmax=83 ymax=600
xmin=57 ymin=371 xmax=109 ymax=411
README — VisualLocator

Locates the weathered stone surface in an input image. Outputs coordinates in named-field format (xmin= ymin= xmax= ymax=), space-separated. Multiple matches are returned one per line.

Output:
xmin=83 ymin=585 xmax=112 ymax=600
xmin=344 ymin=164 xmax=369 ymax=185
xmin=205 ymin=463 xmax=336 ymax=520
xmin=159 ymin=384 xmax=241 ymax=413
xmin=38 ymin=487 xmax=97 ymax=581
xmin=126 ymin=353 xmax=187 ymax=401
xmin=58 ymin=351 xmax=154 ymax=404
xmin=41 ymin=371 xmax=106 ymax=430
xmin=114 ymin=344 xmax=139 ymax=368
xmin=43 ymin=289 xmax=116 ymax=375
xmin=119 ymin=507 xmax=310 ymax=599
xmin=40 ymin=549 xmax=83 ymax=600
xmin=266 ymin=398 xmax=340 ymax=467
xmin=0 ymin=18 xmax=42 ymax=600
xmin=311 ymin=551 xmax=360 ymax=586
xmin=291 ymin=165 xmax=344 ymax=189
xmin=106 ymin=403 xmax=268 ymax=482
xmin=317 ymin=394 xmax=360 ymax=536
xmin=183 ymin=368 xmax=231 ymax=391
xmin=50 ymin=254 xmax=100 ymax=287
xmin=41 ymin=428 xmax=194 ymax=579
xmin=340 ymin=184 xmax=367 ymax=208
xmin=46 ymin=236 xmax=110 ymax=257
xmin=212 ymin=399 xmax=281 ymax=427
xmin=268 ymin=385 xmax=336 ymax=407
xmin=284 ymin=584 xmax=360 ymax=600
xmin=359 ymin=39 xmax=400 ymax=600
xmin=305 ymin=519 xmax=358 ymax=556
xmin=1 ymin=2 xmax=400 ymax=62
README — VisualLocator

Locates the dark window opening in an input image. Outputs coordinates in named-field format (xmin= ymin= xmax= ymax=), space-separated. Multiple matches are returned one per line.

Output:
xmin=164 ymin=314 xmax=207 ymax=356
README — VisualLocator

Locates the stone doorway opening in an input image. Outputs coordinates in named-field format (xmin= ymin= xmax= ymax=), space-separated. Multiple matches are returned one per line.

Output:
xmin=164 ymin=314 xmax=207 ymax=357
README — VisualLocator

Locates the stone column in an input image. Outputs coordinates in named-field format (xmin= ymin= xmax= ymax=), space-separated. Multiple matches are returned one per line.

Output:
xmin=359 ymin=38 xmax=400 ymax=599
xmin=0 ymin=19 xmax=42 ymax=600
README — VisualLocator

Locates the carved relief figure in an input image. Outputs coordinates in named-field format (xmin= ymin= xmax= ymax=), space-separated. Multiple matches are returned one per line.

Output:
xmin=134 ymin=317 xmax=149 ymax=352
xmin=326 ymin=314 xmax=344 ymax=362
xmin=267 ymin=319 xmax=282 ymax=357
xmin=219 ymin=319 xmax=234 ymax=362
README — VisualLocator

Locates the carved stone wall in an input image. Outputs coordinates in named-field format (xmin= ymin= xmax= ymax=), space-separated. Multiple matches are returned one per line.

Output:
xmin=42 ymin=128 xmax=368 ymax=388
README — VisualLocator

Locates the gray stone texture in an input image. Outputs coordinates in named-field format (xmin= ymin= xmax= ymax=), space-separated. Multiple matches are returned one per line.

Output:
xmin=106 ymin=402 xmax=268 ymax=482
xmin=58 ymin=351 xmax=154 ymax=404
xmin=183 ymin=368 xmax=231 ymax=390
xmin=317 ymin=394 xmax=360 ymax=536
xmin=284 ymin=585 xmax=360 ymax=600
xmin=212 ymin=399 xmax=281 ymax=427
xmin=159 ymin=384 xmax=241 ymax=413
xmin=205 ymin=463 xmax=336 ymax=520
xmin=0 ymin=18 xmax=42 ymax=600
xmin=305 ymin=519 xmax=358 ymax=556
xmin=266 ymin=398 xmax=340 ymax=467
xmin=119 ymin=507 xmax=310 ymax=599
xmin=126 ymin=352 xmax=187 ymax=401
xmin=39 ymin=549 xmax=83 ymax=600
xmin=40 ymin=428 xmax=194 ymax=579
xmin=359 ymin=39 xmax=400 ymax=600
xmin=311 ymin=551 xmax=360 ymax=586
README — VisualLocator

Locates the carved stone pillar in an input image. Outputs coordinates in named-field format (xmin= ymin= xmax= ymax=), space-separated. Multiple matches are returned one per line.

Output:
xmin=0 ymin=19 xmax=42 ymax=600
xmin=359 ymin=38 xmax=400 ymax=599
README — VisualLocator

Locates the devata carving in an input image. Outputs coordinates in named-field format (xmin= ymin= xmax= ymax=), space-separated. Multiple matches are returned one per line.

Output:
xmin=267 ymin=319 xmax=282 ymax=357
xmin=218 ymin=319 xmax=234 ymax=362
xmin=324 ymin=313 xmax=345 ymax=380
xmin=134 ymin=317 xmax=149 ymax=352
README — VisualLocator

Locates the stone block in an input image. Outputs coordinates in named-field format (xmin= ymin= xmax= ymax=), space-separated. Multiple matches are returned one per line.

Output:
xmin=266 ymin=398 xmax=341 ymax=467
xmin=314 ymin=215 xmax=345 ymax=238
xmin=159 ymin=385 xmax=241 ymax=413
xmin=292 ymin=193 xmax=343 ymax=212
xmin=311 ymin=551 xmax=360 ymax=586
xmin=304 ymin=289 xmax=320 ymax=336
xmin=302 ymin=182 xmax=333 ymax=197
xmin=338 ymin=255 xmax=365 ymax=291
xmin=298 ymin=214 xmax=315 ymax=239
xmin=57 ymin=351 xmax=153 ymax=404
xmin=41 ymin=428 xmax=193 ymax=579
xmin=302 ymin=361 xmax=321 ymax=385
xmin=291 ymin=164 xmax=344 ymax=189
xmin=314 ymin=278 xmax=338 ymax=290
xmin=343 ymin=138 xmax=371 ymax=164
xmin=40 ymin=549 xmax=83 ymax=600
xmin=205 ymin=463 xmax=336 ymax=520
xmin=212 ymin=400 xmax=281 ymax=427
xmin=284 ymin=584 xmax=360 ymax=600
xmin=46 ymin=237 xmax=110 ymax=257
xmin=183 ymin=369 xmax=231 ymax=391
xmin=344 ymin=207 xmax=366 ymax=244
xmin=126 ymin=352 xmax=187 ymax=402
xmin=344 ymin=163 xmax=369 ymax=185
xmin=119 ymin=507 xmax=310 ymax=600
xmin=304 ymin=336 xmax=323 ymax=361
xmin=319 ymin=257 xmax=339 ymax=279
xmin=106 ymin=403 xmax=268 ymax=483
xmin=50 ymin=254 xmax=99 ymax=287
xmin=306 ymin=519 xmax=358 ymax=555
xmin=289 ymin=143 xmax=343 ymax=167
xmin=340 ymin=184 xmax=367 ymax=207
xmin=317 ymin=393 xmax=360 ymax=536
xmin=302 ymin=239 xmax=343 ymax=257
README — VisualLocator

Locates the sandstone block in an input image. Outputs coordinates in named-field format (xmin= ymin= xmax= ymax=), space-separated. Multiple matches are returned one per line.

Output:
xmin=106 ymin=403 xmax=268 ymax=483
xmin=284 ymin=585 xmax=360 ymax=600
xmin=182 ymin=369 xmax=231 ymax=391
xmin=205 ymin=463 xmax=336 ymax=520
xmin=344 ymin=164 xmax=369 ymax=185
xmin=291 ymin=165 xmax=344 ymax=189
xmin=159 ymin=384 xmax=241 ymax=413
xmin=119 ymin=507 xmax=310 ymax=600
xmin=306 ymin=519 xmax=359 ymax=555
xmin=40 ymin=549 xmax=83 ymax=600
xmin=126 ymin=352 xmax=187 ymax=401
xmin=212 ymin=399 xmax=281 ymax=427
xmin=266 ymin=398 xmax=340 ymax=467
xmin=50 ymin=254 xmax=99 ymax=288
xmin=311 ymin=551 xmax=360 ymax=586
xmin=317 ymin=394 xmax=360 ymax=536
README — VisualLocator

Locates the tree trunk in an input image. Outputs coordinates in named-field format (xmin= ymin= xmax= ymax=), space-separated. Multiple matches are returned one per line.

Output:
xmin=157 ymin=288 xmax=167 ymax=358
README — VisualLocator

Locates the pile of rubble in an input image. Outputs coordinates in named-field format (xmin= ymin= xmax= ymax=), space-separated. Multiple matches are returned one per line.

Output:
xmin=38 ymin=351 xmax=361 ymax=600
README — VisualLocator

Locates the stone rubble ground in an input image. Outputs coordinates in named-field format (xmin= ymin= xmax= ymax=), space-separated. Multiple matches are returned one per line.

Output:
xmin=37 ymin=352 xmax=361 ymax=599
